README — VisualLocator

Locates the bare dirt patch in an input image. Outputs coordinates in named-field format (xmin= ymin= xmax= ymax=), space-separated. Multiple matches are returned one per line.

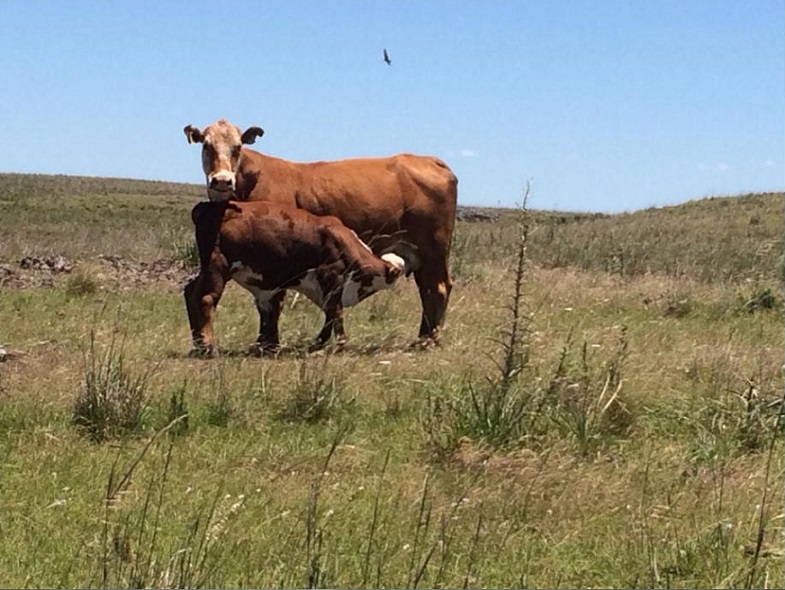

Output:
xmin=0 ymin=254 xmax=193 ymax=291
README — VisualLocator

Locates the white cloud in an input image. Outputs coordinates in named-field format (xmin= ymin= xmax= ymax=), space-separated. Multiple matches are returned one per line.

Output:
xmin=697 ymin=162 xmax=729 ymax=172
xmin=446 ymin=148 xmax=477 ymax=158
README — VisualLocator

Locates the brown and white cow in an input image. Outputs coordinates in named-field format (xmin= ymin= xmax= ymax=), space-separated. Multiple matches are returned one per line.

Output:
xmin=184 ymin=200 xmax=406 ymax=357
xmin=184 ymin=118 xmax=457 ymax=352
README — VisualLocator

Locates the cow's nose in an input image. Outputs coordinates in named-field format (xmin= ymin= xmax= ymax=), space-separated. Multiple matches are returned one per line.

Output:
xmin=209 ymin=176 xmax=233 ymax=191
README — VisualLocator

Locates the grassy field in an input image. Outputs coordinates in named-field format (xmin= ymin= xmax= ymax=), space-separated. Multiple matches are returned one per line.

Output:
xmin=1 ymin=173 xmax=783 ymax=588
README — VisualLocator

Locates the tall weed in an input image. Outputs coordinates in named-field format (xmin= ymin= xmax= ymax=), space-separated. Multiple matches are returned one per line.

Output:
xmin=422 ymin=183 xmax=547 ymax=453
xmin=73 ymin=329 xmax=153 ymax=443
xmin=547 ymin=329 xmax=632 ymax=456
xmin=98 ymin=431 xmax=239 ymax=588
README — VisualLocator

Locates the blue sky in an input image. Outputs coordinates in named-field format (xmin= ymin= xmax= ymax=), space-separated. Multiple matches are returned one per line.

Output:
xmin=1 ymin=1 xmax=782 ymax=212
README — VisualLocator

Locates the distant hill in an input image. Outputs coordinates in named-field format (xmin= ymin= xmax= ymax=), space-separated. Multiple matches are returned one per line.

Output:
xmin=525 ymin=191 xmax=783 ymax=283
xmin=1 ymin=173 xmax=782 ymax=284
xmin=0 ymin=172 xmax=204 ymax=199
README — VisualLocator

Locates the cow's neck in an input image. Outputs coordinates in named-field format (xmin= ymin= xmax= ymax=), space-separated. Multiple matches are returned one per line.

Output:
xmin=235 ymin=150 xmax=301 ymax=204
xmin=235 ymin=149 xmax=267 ymax=200
xmin=234 ymin=161 xmax=256 ymax=201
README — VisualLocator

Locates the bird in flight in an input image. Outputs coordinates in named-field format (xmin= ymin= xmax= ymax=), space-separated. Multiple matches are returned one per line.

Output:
xmin=383 ymin=48 xmax=392 ymax=66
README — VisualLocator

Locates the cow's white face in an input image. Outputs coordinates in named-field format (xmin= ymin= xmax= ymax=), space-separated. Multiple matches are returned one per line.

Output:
xmin=184 ymin=119 xmax=264 ymax=201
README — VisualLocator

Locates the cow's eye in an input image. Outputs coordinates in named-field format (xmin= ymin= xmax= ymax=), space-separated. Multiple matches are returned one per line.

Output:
xmin=232 ymin=146 xmax=241 ymax=157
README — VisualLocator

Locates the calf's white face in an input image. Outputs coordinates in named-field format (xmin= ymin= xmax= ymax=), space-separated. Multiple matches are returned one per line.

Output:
xmin=342 ymin=256 xmax=405 ymax=307
xmin=341 ymin=272 xmax=395 ymax=307
xmin=184 ymin=119 xmax=264 ymax=201
xmin=381 ymin=253 xmax=406 ymax=272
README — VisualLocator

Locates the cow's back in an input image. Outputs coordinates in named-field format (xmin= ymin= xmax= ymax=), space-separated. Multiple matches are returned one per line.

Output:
xmin=236 ymin=150 xmax=457 ymax=247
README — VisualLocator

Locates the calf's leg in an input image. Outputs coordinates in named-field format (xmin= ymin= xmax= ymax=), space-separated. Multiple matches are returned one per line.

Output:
xmin=310 ymin=285 xmax=347 ymax=351
xmin=254 ymin=290 xmax=285 ymax=356
xmin=310 ymin=309 xmax=346 ymax=351
xmin=184 ymin=273 xmax=226 ymax=357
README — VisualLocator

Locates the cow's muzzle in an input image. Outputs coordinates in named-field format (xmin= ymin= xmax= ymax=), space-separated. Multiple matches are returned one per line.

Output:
xmin=207 ymin=171 xmax=236 ymax=200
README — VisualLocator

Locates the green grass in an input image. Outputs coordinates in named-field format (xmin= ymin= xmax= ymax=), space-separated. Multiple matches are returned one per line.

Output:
xmin=0 ymin=173 xmax=200 ymax=260
xmin=454 ymin=192 xmax=783 ymax=285
xmin=0 ymin=174 xmax=783 ymax=587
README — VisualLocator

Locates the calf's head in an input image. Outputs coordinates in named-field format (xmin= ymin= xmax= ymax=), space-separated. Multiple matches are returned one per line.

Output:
xmin=338 ymin=255 xmax=404 ymax=308
xmin=184 ymin=119 xmax=264 ymax=201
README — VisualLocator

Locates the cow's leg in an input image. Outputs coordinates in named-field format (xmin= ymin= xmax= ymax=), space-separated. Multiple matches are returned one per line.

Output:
xmin=254 ymin=290 xmax=285 ymax=356
xmin=184 ymin=273 xmax=225 ymax=357
xmin=413 ymin=255 xmax=452 ymax=345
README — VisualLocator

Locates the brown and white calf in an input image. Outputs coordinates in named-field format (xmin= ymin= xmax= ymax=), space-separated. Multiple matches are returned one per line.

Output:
xmin=183 ymin=200 xmax=407 ymax=356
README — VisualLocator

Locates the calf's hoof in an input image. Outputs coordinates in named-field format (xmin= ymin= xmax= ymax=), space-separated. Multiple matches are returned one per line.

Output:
xmin=189 ymin=345 xmax=217 ymax=359
xmin=251 ymin=342 xmax=281 ymax=358
xmin=410 ymin=335 xmax=440 ymax=350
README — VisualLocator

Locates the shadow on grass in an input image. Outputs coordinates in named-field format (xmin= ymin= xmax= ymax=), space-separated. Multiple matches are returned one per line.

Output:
xmin=163 ymin=338 xmax=432 ymax=360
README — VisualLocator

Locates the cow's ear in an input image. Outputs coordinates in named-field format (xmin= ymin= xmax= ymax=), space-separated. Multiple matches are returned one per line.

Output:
xmin=184 ymin=125 xmax=205 ymax=144
xmin=241 ymin=126 xmax=264 ymax=144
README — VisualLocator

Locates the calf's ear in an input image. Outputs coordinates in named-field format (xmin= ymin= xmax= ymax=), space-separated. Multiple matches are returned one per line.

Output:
xmin=191 ymin=201 xmax=208 ymax=225
xmin=184 ymin=125 xmax=205 ymax=144
xmin=241 ymin=126 xmax=264 ymax=144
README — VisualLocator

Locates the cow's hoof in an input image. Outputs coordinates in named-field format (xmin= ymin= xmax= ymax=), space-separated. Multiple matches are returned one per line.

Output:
xmin=307 ymin=340 xmax=327 ymax=353
xmin=308 ymin=338 xmax=347 ymax=354
xmin=327 ymin=339 xmax=347 ymax=354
